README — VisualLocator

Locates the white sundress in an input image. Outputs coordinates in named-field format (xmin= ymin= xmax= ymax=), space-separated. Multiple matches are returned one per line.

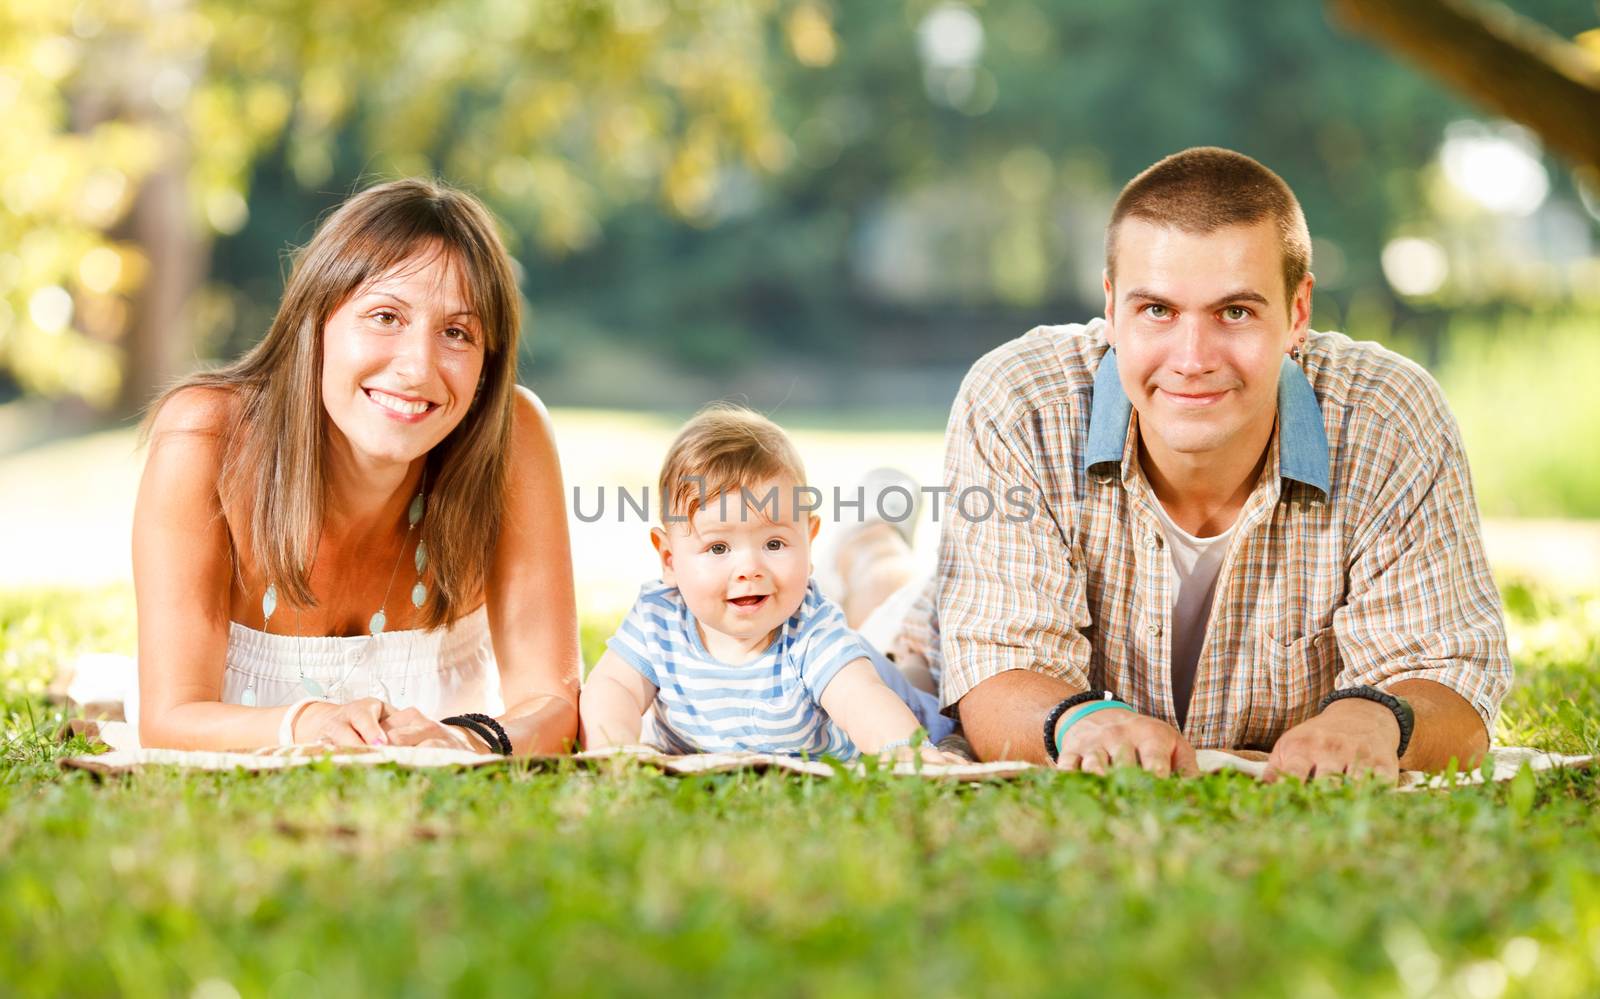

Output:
xmin=113 ymin=605 xmax=503 ymax=745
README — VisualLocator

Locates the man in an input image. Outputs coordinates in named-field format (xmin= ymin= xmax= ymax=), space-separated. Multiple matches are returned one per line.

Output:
xmin=934 ymin=147 xmax=1510 ymax=781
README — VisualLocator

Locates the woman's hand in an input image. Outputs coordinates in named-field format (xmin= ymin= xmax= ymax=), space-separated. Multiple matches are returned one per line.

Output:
xmin=378 ymin=707 xmax=496 ymax=753
xmin=295 ymin=697 xmax=398 ymax=747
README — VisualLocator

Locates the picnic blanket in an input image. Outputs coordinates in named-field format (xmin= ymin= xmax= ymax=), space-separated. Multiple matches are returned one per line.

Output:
xmin=58 ymin=722 xmax=1595 ymax=790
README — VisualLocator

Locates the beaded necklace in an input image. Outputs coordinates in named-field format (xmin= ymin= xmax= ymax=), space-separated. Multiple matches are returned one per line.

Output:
xmin=241 ymin=476 xmax=428 ymax=707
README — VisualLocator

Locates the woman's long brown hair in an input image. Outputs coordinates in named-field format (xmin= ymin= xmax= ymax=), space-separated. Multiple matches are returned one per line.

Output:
xmin=147 ymin=178 xmax=521 ymax=630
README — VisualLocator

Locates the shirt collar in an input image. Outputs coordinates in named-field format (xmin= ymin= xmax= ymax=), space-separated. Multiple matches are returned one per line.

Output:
xmin=1082 ymin=348 xmax=1330 ymax=497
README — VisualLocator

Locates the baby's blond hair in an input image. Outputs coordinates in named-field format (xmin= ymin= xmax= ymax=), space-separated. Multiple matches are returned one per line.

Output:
xmin=658 ymin=404 xmax=807 ymax=524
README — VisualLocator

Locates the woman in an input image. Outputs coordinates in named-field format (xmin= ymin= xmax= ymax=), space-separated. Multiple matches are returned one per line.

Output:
xmin=132 ymin=178 xmax=580 ymax=753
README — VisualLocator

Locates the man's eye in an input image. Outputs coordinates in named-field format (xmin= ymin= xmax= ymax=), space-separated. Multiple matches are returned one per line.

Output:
xmin=766 ymin=539 xmax=786 ymax=551
xmin=1222 ymin=306 xmax=1251 ymax=321
xmin=1144 ymin=304 xmax=1171 ymax=319
xmin=708 ymin=542 xmax=728 ymax=555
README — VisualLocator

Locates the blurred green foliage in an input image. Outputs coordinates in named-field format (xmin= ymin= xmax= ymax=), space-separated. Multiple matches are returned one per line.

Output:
xmin=1 ymin=0 xmax=786 ymax=407
xmin=203 ymin=1 xmax=1599 ymax=384
xmin=1432 ymin=311 xmax=1600 ymax=518
xmin=4 ymin=1 xmax=1599 ymax=523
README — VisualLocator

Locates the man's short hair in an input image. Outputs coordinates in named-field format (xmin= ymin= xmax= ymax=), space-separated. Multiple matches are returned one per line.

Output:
xmin=1106 ymin=147 xmax=1312 ymax=301
xmin=658 ymin=403 xmax=808 ymax=524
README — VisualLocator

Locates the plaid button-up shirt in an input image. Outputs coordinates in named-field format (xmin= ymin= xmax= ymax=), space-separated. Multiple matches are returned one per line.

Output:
xmin=920 ymin=320 xmax=1511 ymax=750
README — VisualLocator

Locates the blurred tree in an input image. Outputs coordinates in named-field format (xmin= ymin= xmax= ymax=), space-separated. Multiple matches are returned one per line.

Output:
xmin=1 ymin=0 xmax=786 ymax=416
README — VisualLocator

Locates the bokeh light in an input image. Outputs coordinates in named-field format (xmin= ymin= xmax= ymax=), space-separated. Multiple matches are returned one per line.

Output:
xmin=1439 ymin=121 xmax=1550 ymax=217
xmin=1381 ymin=236 xmax=1449 ymax=298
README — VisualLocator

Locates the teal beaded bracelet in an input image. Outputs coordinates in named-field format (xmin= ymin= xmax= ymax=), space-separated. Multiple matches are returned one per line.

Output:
xmin=1053 ymin=700 xmax=1134 ymax=759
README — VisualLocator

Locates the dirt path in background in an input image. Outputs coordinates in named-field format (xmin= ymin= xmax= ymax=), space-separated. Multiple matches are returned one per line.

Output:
xmin=1 ymin=418 xmax=1595 ymax=603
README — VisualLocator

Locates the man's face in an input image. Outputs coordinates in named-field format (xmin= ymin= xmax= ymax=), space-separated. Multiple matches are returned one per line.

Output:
xmin=1103 ymin=218 xmax=1312 ymax=465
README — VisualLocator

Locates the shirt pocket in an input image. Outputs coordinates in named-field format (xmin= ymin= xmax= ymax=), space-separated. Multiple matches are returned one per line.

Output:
xmin=1240 ymin=626 xmax=1339 ymax=749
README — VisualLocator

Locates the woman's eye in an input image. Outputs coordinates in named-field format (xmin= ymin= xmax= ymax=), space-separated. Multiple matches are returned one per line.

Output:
xmin=372 ymin=310 xmax=399 ymax=326
xmin=444 ymin=326 xmax=473 ymax=343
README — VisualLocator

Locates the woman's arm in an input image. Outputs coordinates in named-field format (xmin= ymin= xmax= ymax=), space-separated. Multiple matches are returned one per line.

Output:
xmin=484 ymin=387 xmax=583 ymax=754
xmin=136 ymin=389 xmax=407 ymax=749
xmin=134 ymin=389 xmax=311 ymax=748
xmin=578 ymin=649 xmax=659 ymax=749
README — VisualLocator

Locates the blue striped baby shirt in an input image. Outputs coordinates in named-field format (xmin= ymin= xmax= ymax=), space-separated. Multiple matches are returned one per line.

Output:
xmin=606 ymin=579 xmax=881 ymax=759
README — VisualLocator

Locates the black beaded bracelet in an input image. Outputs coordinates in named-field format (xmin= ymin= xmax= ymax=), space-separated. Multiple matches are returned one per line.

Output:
xmin=1043 ymin=690 xmax=1120 ymax=762
xmin=443 ymin=713 xmax=512 ymax=755
xmin=442 ymin=715 xmax=500 ymax=754
xmin=462 ymin=713 xmax=513 ymax=755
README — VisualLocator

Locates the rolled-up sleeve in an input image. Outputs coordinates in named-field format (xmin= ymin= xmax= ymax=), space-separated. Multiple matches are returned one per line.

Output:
xmin=936 ymin=369 xmax=1093 ymax=712
xmin=1332 ymin=418 xmax=1513 ymax=734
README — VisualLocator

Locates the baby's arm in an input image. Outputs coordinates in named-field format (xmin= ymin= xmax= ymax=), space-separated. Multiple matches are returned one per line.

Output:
xmin=819 ymin=659 xmax=963 ymax=763
xmin=579 ymin=649 xmax=659 ymax=750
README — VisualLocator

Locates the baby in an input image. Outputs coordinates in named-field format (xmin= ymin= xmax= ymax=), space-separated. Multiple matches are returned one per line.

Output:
xmin=580 ymin=404 xmax=960 ymax=763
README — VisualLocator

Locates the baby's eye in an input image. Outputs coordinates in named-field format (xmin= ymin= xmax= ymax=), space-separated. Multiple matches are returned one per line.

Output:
xmin=765 ymin=539 xmax=786 ymax=551
xmin=707 ymin=542 xmax=729 ymax=556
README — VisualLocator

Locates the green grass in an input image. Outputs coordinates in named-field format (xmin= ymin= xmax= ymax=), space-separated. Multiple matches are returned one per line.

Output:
xmin=3 ymin=582 xmax=1599 ymax=998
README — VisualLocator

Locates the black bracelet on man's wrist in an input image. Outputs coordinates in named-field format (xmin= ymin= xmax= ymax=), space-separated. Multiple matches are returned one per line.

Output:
xmin=1316 ymin=686 xmax=1415 ymax=758
xmin=442 ymin=713 xmax=512 ymax=755
xmin=1043 ymin=690 xmax=1120 ymax=762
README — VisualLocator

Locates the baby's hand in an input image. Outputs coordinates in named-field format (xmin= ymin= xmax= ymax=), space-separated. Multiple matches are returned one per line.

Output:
xmin=880 ymin=742 xmax=968 ymax=767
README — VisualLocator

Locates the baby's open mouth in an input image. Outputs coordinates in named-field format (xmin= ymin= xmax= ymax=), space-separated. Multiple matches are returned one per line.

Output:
xmin=728 ymin=595 xmax=768 ymax=607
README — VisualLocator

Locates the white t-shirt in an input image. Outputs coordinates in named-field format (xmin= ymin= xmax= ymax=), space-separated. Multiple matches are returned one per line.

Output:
xmin=1149 ymin=501 xmax=1238 ymax=728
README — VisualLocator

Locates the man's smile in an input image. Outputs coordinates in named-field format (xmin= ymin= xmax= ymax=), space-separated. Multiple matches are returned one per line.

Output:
xmin=1156 ymin=387 xmax=1232 ymax=408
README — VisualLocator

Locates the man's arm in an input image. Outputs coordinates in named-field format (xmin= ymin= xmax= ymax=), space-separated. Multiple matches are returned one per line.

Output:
xmin=1392 ymin=678 xmax=1489 ymax=770
xmin=960 ymin=669 xmax=1081 ymax=765
xmin=940 ymin=350 xmax=1196 ymax=771
xmin=934 ymin=362 xmax=1091 ymax=758
xmin=937 ymin=356 xmax=1195 ymax=774
xmin=1269 ymin=396 xmax=1510 ymax=779
xmin=1265 ymin=678 xmax=1487 ymax=781
xmin=961 ymin=670 xmax=1199 ymax=776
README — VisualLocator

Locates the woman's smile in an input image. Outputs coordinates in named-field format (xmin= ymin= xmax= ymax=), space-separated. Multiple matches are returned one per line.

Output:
xmin=364 ymin=387 xmax=439 ymax=422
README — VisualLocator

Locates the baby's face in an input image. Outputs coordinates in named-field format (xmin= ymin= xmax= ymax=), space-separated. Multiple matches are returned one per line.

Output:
xmin=653 ymin=476 xmax=819 ymax=662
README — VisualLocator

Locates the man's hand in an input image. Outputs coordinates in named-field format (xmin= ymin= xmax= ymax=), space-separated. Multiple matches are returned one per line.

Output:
xmin=1264 ymin=698 xmax=1401 ymax=784
xmin=1056 ymin=708 xmax=1198 ymax=777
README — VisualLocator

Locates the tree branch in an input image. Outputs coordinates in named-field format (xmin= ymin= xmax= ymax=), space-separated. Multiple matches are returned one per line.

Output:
xmin=1329 ymin=0 xmax=1600 ymax=172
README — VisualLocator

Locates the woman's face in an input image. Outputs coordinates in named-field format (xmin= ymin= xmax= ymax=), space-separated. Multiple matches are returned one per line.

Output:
xmin=321 ymin=247 xmax=487 ymax=470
